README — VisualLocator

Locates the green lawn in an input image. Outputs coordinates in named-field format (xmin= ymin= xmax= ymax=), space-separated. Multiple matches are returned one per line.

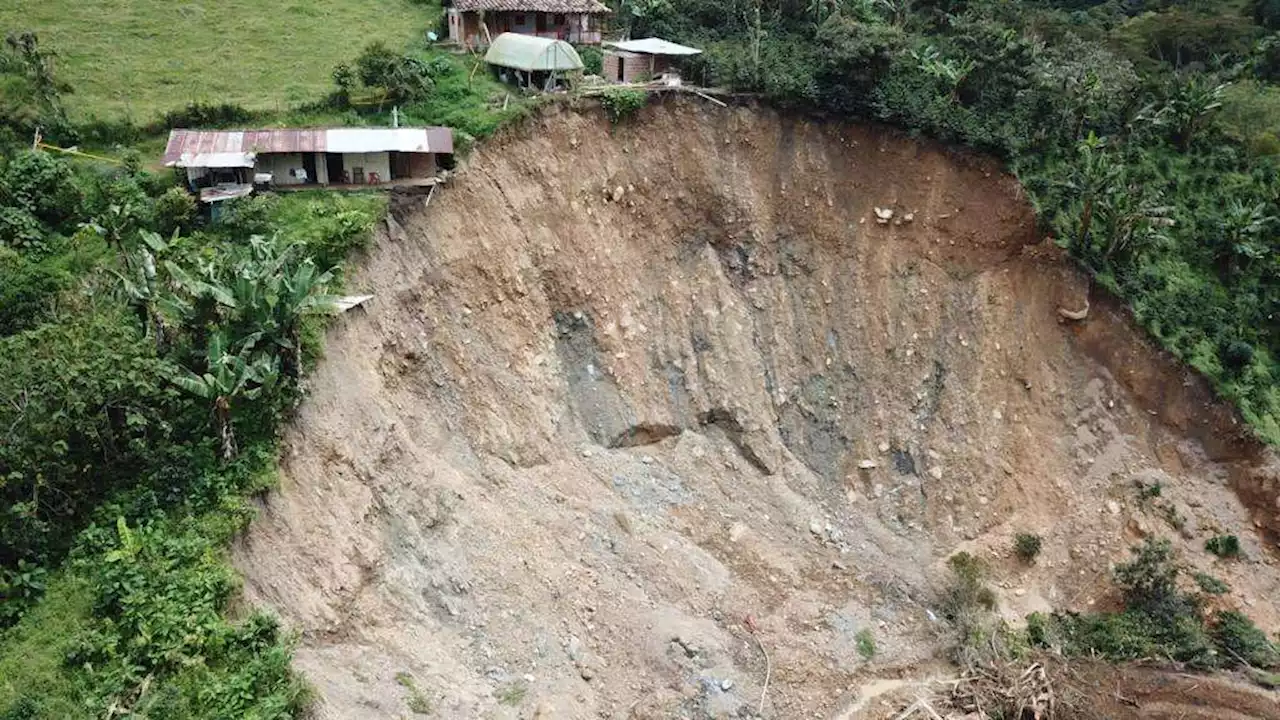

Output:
xmin=0 ymin=0 xmax=438 ymax=122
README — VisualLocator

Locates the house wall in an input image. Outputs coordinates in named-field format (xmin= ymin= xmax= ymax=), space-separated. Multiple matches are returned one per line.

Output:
xmin=454 ymin=11 xmax=601 ymax=47
xmin=316 ymin=155 xmax=330 ymax=186
xmin=341 ymin=151 xmax=392 ymax=185
xmin=500 ymin=11 xmax=537 ymax=34
xmin=256 ymin=153 xmax=313 ymax=185
xmin=408 ymin=152 xmax=436 ymax=178
xmin=604 ymin=51 xmax=665 ymax=83
xmin=448 ymin=8 xmax=461 ymax=43
xmin=184 ymin=165 xmax=251 ymax=187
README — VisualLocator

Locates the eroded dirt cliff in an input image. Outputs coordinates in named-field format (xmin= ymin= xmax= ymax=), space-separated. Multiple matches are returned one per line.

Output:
xmin=233 ymin=101 xmax=1280 ymax=719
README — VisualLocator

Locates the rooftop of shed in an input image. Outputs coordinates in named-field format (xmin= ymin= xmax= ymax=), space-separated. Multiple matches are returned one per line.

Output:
xmin=605 ymin=38 xmax=702 ymax=56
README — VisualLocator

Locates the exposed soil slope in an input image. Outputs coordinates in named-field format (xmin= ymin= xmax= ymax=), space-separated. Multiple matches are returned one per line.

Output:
xmin=234 ymin=100 xmax=1280 ymax=719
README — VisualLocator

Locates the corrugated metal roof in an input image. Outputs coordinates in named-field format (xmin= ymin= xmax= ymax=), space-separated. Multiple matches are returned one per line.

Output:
xmin=606 ymin=38 xmax=702 ymax=56
xmin=454 ymin=0 xmax=609 ymax=12
xmin=485 ymin=33 xmax=584 ymax=72
xmin=163 ymin=127 xmax=454 ymax=167
xmin=326 ymin=128 xmax=450 ymax=153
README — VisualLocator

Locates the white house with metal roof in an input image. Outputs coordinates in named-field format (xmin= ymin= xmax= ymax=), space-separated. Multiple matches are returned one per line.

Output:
xmin=162 ymin=126 xmax=454 ymax=204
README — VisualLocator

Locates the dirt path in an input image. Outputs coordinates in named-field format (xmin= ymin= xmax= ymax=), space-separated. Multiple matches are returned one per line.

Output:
xmin=233 ymin=100 xmax=1280 ymax=718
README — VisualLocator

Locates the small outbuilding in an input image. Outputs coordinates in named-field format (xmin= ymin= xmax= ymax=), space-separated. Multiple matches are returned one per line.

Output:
xmin=485 ymin=33 xmax=584 ymax=90
xmin=446 ymin=0 xmax=609 ymax=50
xmin=163 ymin=127 xmax=454 ymax=208
xmin=603 ymin=38 xmax=702 ymax=85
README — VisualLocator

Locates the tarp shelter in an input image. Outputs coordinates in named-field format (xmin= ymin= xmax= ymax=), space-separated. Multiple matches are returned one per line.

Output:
xmin=603 ymin=37 xmax=702 ymax=84
xmin=485 ymin=33 xmax=584 ymax=90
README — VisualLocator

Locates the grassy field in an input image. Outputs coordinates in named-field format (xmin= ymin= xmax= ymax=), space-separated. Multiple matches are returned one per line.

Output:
xmin=0 ymin=0 xmax=438 ymax=122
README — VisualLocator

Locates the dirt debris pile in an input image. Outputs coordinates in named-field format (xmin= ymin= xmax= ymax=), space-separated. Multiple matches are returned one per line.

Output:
xmin=234 ymin=101 xmax=1280 ymax=719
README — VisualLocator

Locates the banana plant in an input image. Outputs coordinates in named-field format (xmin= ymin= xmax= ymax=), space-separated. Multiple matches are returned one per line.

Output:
xmin=1062 ymin=132 xmax=1125 ymax=260
xmin=911 ymin=44 xmax=976 ymax=101
xmin=169 ymin=331 xmax=279 ymax=461
xmin=1215 ymin=200 xmax=1278 ymax=278
xmin=1133 ymin=78 xmax=1227 ymax=151
xmin=163 ymin=234 xmax=338 ymax=379
xmin=227 ymin=235 xmax=339 ymax=380
xmin=113 ymin=230 xmax=188 ymax=352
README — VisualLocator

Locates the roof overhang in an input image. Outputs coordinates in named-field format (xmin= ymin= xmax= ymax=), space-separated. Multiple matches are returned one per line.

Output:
xmin=168 ymin=151 xmax=257 ymax=169
xmin=605 ymin=38 xmax=702 ymax=56
xmin=163 ymin=127 xmax=454 ymax=166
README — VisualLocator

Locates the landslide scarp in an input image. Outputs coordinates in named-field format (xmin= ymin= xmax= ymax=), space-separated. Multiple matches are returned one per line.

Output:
xmin=234 ymin=100 xmax=1280 ymax=719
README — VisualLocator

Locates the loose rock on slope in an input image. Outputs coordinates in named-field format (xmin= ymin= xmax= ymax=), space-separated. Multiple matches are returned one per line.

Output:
xmin=234 ymin=101 xmax=1280 ymax=719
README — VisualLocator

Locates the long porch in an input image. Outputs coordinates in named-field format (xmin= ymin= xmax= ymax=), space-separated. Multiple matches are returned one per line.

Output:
xmin=448 ymin=10 xmax=602 ymax=48
xmin=275 ymin=176 xmax=438 ymax=192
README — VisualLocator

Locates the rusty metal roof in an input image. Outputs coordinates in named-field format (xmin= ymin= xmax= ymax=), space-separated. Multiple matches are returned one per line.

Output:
xmin=453 ymin=0 xmax=610 ymax=13
xmin=164 ymin=127 xmax=454 ymax=168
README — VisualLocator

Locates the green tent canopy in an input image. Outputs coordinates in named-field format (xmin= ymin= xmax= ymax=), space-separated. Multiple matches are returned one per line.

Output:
xmin=484 ymin=33 xmax=585 ymax=72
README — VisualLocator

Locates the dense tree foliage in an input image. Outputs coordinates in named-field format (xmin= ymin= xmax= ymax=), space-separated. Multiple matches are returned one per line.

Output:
xmin=0 ymin=39 xmax=383 ymax=711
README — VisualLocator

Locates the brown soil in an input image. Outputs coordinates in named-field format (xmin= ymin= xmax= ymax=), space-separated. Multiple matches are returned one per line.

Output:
xmin=233 ymin=99 xmax=1280 ymax=718
xmin=1061 ymin=662 xmax=1280 ymax=720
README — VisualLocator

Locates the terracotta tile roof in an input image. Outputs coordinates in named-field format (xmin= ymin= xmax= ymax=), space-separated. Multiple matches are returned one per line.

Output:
xmin=453 ymin=0 xmax=611 ymax=14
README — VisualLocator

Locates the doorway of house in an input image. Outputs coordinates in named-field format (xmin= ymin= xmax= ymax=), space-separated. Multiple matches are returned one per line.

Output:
xmin=536 ymin=13 xmax=547 ymax=33
xmin=325 ymin=153 xmax=345 ymax=185
xmin=302 ymin=153 xmax=318 ymax=185
xmin=389 ymin=152 xmax=411 ymax=180
xmin=617 ymin=58 xmax=625 ymax=82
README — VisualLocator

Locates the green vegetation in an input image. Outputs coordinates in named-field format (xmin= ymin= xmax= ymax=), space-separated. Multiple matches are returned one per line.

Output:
xmin=494 ymin=680 xmax=527 ymax=706
xmin=600 ymin=87 xmax=650 ymax=123
xmin=0 ymin=0 xmax=438 ymax=121
xmin=1193 ymin=571 xmax=1231 ymax=595
xmin=1028 ymin=538 xmax=1279 ymax=673
xmin=311 ymin=43 xmax=540 ymax=153
xmin=395 ymin=672 xmax=433 ymax=715
xmin=578 ymin=45 xmax=605 ymax=76
xmin=1135 ymin=479 xmax=1163 ymax=500
xmin=1013 ymin=532 xmax=1043 ymax=563
xmin=1206 ymin=534 xmax=1244 ymax=559
xmin=0 ymin=37 xmax=385 ymax=711
xmin=374 ymin=49 xmax=540 ymax=148
xmin=855 ymin=628 xmax=877 ymax=660
xmin=0 ymin=146 xmax=378 ymax=714
xmin=941 ymin=552 xmax=1007 ymax=666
